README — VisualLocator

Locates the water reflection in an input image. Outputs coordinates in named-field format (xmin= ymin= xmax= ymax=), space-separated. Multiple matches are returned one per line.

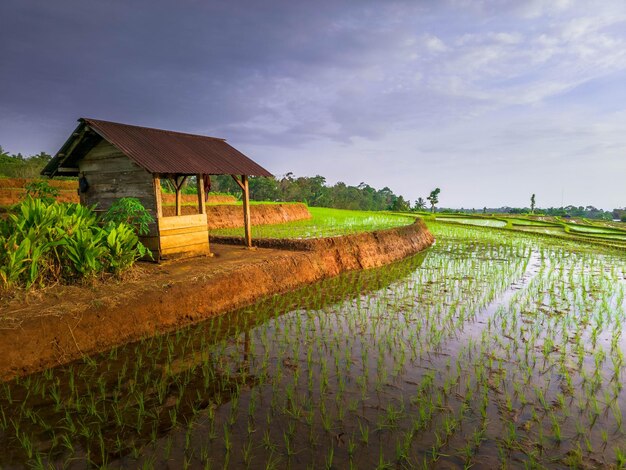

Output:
xmin=0 ymin=251 xmax=429 ymax=468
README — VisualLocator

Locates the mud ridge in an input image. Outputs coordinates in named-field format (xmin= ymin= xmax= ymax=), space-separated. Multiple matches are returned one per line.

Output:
xmin=0 ymin=219 xmax=433 ymax=380
xmin=162 ymin=202 xmax=312 ymax=228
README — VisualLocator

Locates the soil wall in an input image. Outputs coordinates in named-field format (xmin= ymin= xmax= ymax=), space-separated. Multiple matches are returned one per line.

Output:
xmin=0 ymin=178 xmax=78 ymax=205
xmin=161 ymin=193 xmax=237 ymax=205
xmin=0 ymin=179 xmax=236 ymax=207
xmin=162 ymin=203 xmax=312 ymax=228
xmin=0 ymin=178 xmax=77 ymax=190
xmin=0 ymin=220 xmax=433 ymax=380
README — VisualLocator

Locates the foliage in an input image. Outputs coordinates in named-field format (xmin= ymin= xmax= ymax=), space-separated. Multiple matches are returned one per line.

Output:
xmin=0 ymin=197 xmax=149 ymax=290
xmin=437 ymin=205 xmax=617 ymax=220
xmin=621 ymin=214 xmax=626 ymax=223
xmin=414 ymin=197 xmax=426 ymax=211
xmin=208 ymin=173 xmax=412 ymax=212
xmin=161 ymin=177 xmax=199 ymax=195
xmin=101 ymin=198 xmax=154 ymax=236
xmin=24 ymin=181 xmax=60 ymax=204
xmin=0 ymin=146 xmax=52 ymax=178
xmin=427 ymin=188 xmax=441 ymax=213
xmin=530 ymin=193 xmax=536 ymax=214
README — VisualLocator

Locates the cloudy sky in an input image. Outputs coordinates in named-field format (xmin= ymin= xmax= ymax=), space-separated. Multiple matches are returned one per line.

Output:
xmin=1 ymin=0 xmax=625 ymax=209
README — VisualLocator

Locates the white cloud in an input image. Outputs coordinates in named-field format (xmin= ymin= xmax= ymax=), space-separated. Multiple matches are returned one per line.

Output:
xmin=423 ymin=34 xmax=448 ymax=53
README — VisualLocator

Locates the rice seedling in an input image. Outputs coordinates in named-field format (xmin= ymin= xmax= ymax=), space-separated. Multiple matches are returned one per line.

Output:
xmin=0 ymin=219 xmax=623 ymax=467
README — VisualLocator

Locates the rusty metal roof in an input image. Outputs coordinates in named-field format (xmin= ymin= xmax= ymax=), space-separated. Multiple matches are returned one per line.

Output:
xmin=42 ymin=118 xmax=273 ymax=177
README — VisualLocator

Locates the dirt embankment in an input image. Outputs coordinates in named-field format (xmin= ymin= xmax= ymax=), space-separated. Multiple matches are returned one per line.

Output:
xmin=0 ymin=178 xmax=78 ymax=205
xmin=0 ymin=177 xmax=238 ymax=207
xmin=162 ymin=203 xmax=312 ymax=228
xmin=161 ymin=193 xmax=237 ymax=205
xmin=0 ymin=178 xmax=77 ymax=190
xmin=0 ymin=220 xmax=433 ymax=380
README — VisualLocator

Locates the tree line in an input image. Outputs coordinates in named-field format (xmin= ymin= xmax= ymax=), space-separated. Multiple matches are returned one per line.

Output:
xmin=2 ymin=147 xmax=623 ymax=219
xmin=438 ymin=206 xmax=622 ymax=221
xmin=210 ymin=173 xmax=414 ymax=211
xmin=0 ymin=147 xmax=52 ymax=178
xmin=0 ymin=148 xmax=415 ymax=211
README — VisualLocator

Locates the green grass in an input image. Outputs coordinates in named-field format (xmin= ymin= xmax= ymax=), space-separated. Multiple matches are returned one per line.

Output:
xmin=435 ymin=217 xmax=507 ymax=228
xmin=211 ymin=207 xmax=416 ymax=239
xmin=427 ymin=212 xmax=626 ymax=249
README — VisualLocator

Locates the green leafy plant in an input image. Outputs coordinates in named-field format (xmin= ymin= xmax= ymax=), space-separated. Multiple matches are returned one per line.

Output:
xmin=24 ymin=181 xmax=60 ymax=204
xmin=101 ymin=198 xmax=154 ymax=235
xmin=0 ymin=197 xmax=150 ymax=290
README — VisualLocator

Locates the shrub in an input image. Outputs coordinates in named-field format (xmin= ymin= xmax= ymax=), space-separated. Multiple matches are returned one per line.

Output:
xmin=24 ymin=181 xmax=60 ymax=204
xmin=0 ymin=197 xmax=149 ymax=290
xmin=101 ymin=197 xmax=154 ymax=235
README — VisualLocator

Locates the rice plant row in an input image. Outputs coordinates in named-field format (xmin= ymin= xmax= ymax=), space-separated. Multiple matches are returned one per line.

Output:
xmin=0 ymin=220 xmax=624 ymax=468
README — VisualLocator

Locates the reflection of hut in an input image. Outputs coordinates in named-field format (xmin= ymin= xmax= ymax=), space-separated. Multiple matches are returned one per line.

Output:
xmin=42 ymin=118 xmax=272 ymax=260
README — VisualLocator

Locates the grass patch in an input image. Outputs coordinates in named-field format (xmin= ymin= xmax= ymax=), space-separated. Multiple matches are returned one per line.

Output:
xmin=211 ymin=207 xmax=416 ymax=239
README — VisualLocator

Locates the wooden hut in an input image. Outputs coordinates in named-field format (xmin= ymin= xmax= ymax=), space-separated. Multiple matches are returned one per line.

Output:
xmin=41 ymin=118 xmax=272 ymax=260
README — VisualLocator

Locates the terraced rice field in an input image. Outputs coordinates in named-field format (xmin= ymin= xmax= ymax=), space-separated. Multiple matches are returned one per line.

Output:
xmin=0 ymin=220 xmax=625 ymax=468
xmin=434 ymin=217 xmax=507 ymax=228
xmin=432 ymin=213 xmax=626 ymax=250
xmin=212 ymin=207 xmax=416 ymax=239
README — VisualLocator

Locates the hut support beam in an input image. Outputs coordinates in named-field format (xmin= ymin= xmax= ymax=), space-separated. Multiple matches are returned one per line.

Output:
xmin=196 ymin=174 xmax=206 ymax=215
xmin=172 ymin=176 xmax=188 ymax=216
xmin=153 ymin=175 xmax=163 ymax=218
xmin=231 ymin=174 xmax=252 ymax=248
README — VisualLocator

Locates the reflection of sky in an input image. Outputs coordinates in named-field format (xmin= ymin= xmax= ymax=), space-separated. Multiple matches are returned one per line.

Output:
xmin=1 ymin=0 xmax=625 ymax=209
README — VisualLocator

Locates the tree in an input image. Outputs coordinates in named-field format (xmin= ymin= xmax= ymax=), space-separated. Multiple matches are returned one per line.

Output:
xmin=530 ymin=194 xmax=536 ymax=214
xmin=413 ymin=197 xmax=426 ymax=211
xmin=427 ymin=188 xmax=440 ymax=213
xmin=389 ymin=195 xmax=410 ymax=212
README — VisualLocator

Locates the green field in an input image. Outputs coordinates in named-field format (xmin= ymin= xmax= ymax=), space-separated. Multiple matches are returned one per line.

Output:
xmin=212 ymin=207 xmax=416 ymax=239
xmin=424 ymin=212 xmax=626 ymax=250
xmin=1 ymin=214 xmax=625 ymax=468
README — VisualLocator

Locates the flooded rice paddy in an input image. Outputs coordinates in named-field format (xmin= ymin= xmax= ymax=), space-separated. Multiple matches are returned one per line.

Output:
xmin=1 ymin=222 xmax=625 ymax=469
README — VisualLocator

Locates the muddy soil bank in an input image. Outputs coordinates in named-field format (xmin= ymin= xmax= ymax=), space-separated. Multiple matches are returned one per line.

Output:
xmin=0 ymin=189 xmax=77 ymax=205
xmin=162 ymin=202 xmax=312 ymax=228
xmin=0 ymin=220 xmax=433 ymax=380
xmin=161 ymin=193 xmax=236 ymax=205
xmin=0 ymin=178 xmax=76 ymax=190
xmin=0 ymin=178 xmax=77 ymax=206
xmin=0 ymin=187 xmax=235 ymax=207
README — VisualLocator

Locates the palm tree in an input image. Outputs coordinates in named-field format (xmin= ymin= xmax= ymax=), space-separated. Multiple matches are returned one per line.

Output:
xmin=413 ymin=197 xmax=426 ymax=211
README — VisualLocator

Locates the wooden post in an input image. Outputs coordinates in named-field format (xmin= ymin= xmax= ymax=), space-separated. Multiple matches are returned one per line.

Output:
xmin=173 ymin=175 xmax=187 ymax=216
xmin=153 ymin=175 xmax=163 ymax=219
xmin=175 ymin=188 xmax=182 ymax=216
xmin=242 ymin=174 xmax=252 ymax=248
xmin=153 ymin=175 xmax=163 ymax=262
xmin=230 ymin=175 xmax=252 ymax=248
xmin=196 ymin=174 xmax=206 ymax=215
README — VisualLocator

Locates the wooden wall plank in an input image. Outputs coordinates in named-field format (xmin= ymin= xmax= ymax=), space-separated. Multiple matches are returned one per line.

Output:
xmin=161 ymin=242 xmax=210 ymax=257
xmin=78 ymin=140 xmax=157 ymax=218
xmin=80 ymin=159 xmax=140 ymax=173
xmin=159 ymin=231 xmax=209 ymax=250
xmin=138 ymin=236 xmax=160 ymax=252
xmin=158 ymin=214 xmax=207 ymax=230
xmin=159 ymin=226 xmax=209 ymax=237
